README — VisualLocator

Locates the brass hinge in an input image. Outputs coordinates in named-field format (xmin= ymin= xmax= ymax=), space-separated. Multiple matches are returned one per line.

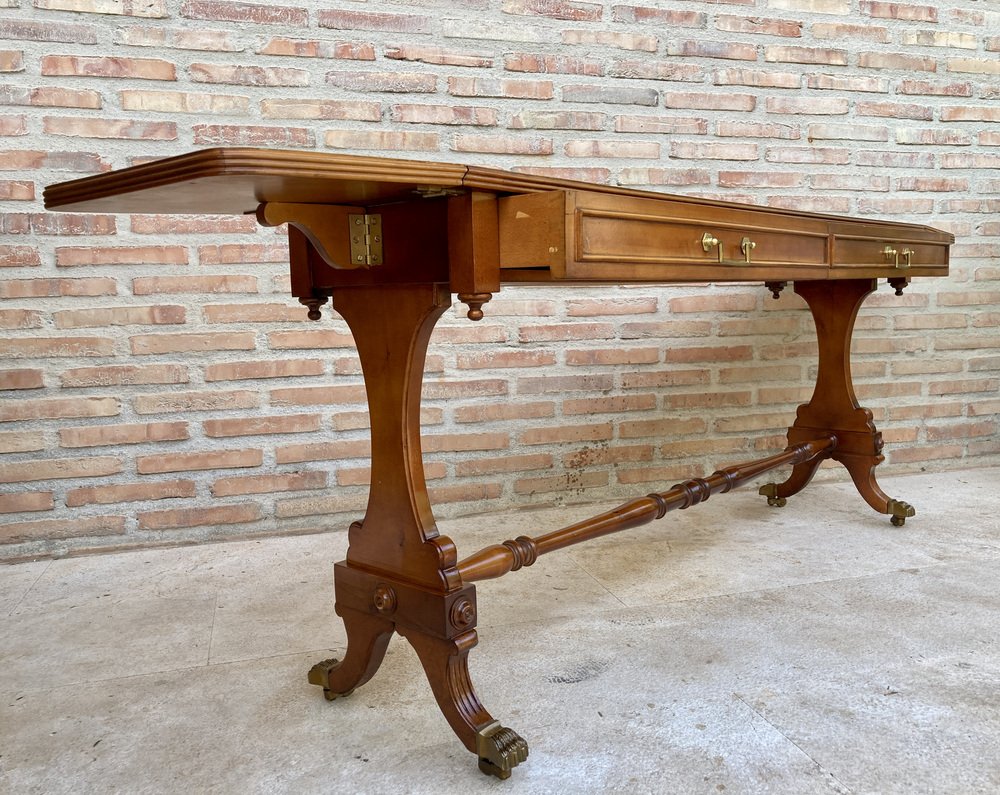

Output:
xmin=348 ymin=214 xmax=383 ymax=267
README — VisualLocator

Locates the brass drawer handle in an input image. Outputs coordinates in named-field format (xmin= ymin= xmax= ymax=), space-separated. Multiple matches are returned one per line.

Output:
xmin=883 ymin=245 xmax=913 ymax=269
xmin=702 ymin=232 xmax=757 ymax=265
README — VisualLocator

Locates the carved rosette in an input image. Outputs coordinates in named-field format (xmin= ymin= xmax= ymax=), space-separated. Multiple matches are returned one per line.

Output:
xmin=450 ymin=597 xmax=476 ymax=631
xmin=373 ymin=584 xmax=397 ymax=615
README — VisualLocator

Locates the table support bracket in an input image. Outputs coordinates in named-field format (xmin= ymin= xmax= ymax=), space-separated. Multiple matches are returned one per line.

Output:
xmin=759 ymin=278 xmax=915 ymax=525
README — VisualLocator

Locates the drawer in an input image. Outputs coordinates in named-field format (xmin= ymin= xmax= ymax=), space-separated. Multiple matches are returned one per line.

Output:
xmin=497 ymin=189 xmax=831 ymax=282
xmin=832 ymin=235 xmax=949 ymax=273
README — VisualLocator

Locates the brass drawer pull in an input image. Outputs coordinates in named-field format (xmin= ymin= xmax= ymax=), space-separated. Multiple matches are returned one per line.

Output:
xmin=702 ymin=232 xmax=757 ymax=265
xmin=883 ymin=245 xmax=913 ymax=269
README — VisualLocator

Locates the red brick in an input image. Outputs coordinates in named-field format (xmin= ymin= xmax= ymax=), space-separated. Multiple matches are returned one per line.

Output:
xmin=618 ymin=168 xmax=711 ymax=188
xmin=0 ymin=86 xmax=100 ymax=109
xmin=452 ymin=135 xmax=552 ymax=155
xmin=193 ymin=124 xmax=314 ymax=147
xmin=130 ymin=332 xmax=255 ymax=355
xmin=608 ymin=60 xmax=703 ymax=83
xmin=0 ymin=336 xmax=115 ymax=358
xmin=0 ymin=180 xmax=32 ymax=201
xmin=614 ymin=116 xmax=707 ymax=135
xmin=457 ymin=453 xmax=552 ymax=477
xmin=562 ymin=394 xmax=656 ymax=414
xmin=0 ymin=491 xmax=54 ymax=514
xmin=515 ymin=471 xmax=608 ymax=495
xmin=391 ymin=104 xmax=497 ymax=126
xmin=666 ymin=41 xmax=757 ymax=61
xmin=453 ymin=401 xmax=555 ymax=423
xmin=517 ymin=374 xmax=614 ymax=394
xmin=55 ymin=245 xmax=186 ymax=266
xmin=504 ymin=53 xmax=604 ymax=75
xmin=449 ymin=76 xmax=553 ymax=100
xmin=565 ymin=297 xmax=657 ymax=316
xmin=561 ymin=84 xmax=658 ymax=105
xmin=66 ymin=479 xmax=195 ymax=507
xmin=457 ymin=350 xmax=555 ymax=369
xmin=116 ymin=26 xmax=243 ymax=51
xmin=0 ymin=456 xmax=122 ymax=483
xmin=0 ymin=309 xmax=42 ymax=329
xmin=1 ymin=51 xmax=24 ymax=72
xmin=0 ymin=245 xmax=40 ymax=266
xmin=713 ymin=68 xmax=801 ymax=89
xmin=1 ymin=396 xmax=119 ymax=423
xmin=565 ymin=347 xmax=660 ymax=366
xmin=518 ymin=322 xmax=614 ymax=342
xmin=190 ymin=62 xmax=308 ymax=86
xmin=0 ymin=149 xmax=109 ymax=172
xmin=59 ymin=421 xmax=188 ymax=448
xmin=0 ymin=369 xmax=43 ymax=389
xmin=664 ymin=391 xmax=752 ymax=410
xmin=620 ymin=417 xmax=707 ymax=439
xmin=767 ymin=97 xmax=849 ymax=115
xmin=423 ymin=433 xmax=509 ymax=453
xmin=947 ymin=58 xmax=1000 ymax=75
xmin=203 ymin=414 xmax=320 ymax=437
xmin=134 ymin=390 xmax=258 ymax=414
xmin=521 ymin=422 xmax=613 ymax=445
xmin=561 ymin=30 xmax=657 ymax=51
xmin=503 ymin=0 xmax=601 ymax=20
xmin=325 ymin=129 xmax=439 ymax=151
xmin=430 ymin=483 xmax=504 ymax=504
xmin=42 ymin=55 xmax=174 ymax=79
xmin=36 ymin=0 xmax=167 ymax=14
xmin=269 ymin=384 xmax=367 ymax=406
xmin=0 ymin=430 xmax=44 ymax=453
xmin=55 ymin=306 xmax=185 ymax=329
xmin=137 ymin=448 xmax=262 ymax=474
xmin=565 ymin=140 xmax=659 ymax=158
xmin=132 ymin=275 xmax=257 ymax=294
xmin=212 ymin=470 xmax=327 ymax=497
xmin=671 ymin=142 xmax=759 ymax=160
xmin=317 ymin=9 xmax=431 ymax=33
xmin=808 ymin=123 xmax=890 ymax=142
xmin=204 ymin=359 xmax=323 ymax=381
xmin=259 ymin=38 xmax=375 ymax=59
xmin=275 ymin=440 xmax=370 ymax=464
xmin=385 ymin=46 xmax=492 ymax=68
xmin=0 ymin=20 xmax=98 ymax=44
xmin=716 ymin=15 xmax=801 ymax=36
xmin=4 ymin=213 xmax=116 ymax=236
xmin=268 ymin=329 xmax=354 ymax=349
xmin=666 ymin=92 xmax=756 ymax=112
xmin=181 ymin=1 xmax=307 ymax=25
xmin=328 ymin=71 xmax=436 ymax=93
xmin=43 ymin=116 xmax=176 ymax=139
xmin=861 ymin=1 xmax=937 ymax=21
xmin=717 ymin=121 xmax=800 ymax=140
xmin=563 ymin=444 xmax=653 ymax=468
xmin=61 ymin=364 xmax=188 ymax=388
xmin=858 ymin=52 xmax=937 ymax=72
xmin=1 ymin=515 xmax=125 ymax=544
xmin=812 ymin=173 xmax=889 ymax=191
xmin=260 ymin=98 xmax=380 ymax=122
xmin=138 ymin=503 xmax=262 ymax=531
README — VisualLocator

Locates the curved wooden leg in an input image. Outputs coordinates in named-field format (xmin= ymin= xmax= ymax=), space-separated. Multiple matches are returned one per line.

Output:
xmin=759 ymin=455 xmax=825 ymax=506
xmin=838 ymin=453 xmax=915 ymax=527
xmin=400 ymin=627 xmax=528 ymax=780
xmin=308 ymin=608 xmax=394 ymax=700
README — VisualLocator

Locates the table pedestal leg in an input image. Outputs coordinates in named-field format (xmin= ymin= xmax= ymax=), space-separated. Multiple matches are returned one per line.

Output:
xmin=308 ymin=281 xmax=527 ymax=778
xmin=761 ymin=279 xmax=915 ymax=525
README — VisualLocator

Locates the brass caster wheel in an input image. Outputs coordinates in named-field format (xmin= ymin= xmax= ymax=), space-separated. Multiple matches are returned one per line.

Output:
xmin=887 ymin=498 xmax=915 ymax=528
xmin=307 ymin=658 xmax=355 ymax=701
xmin=759 ymin=484 xmax=786 ymax=508
xmin=476 ymin=721 xmax=528 ymax=780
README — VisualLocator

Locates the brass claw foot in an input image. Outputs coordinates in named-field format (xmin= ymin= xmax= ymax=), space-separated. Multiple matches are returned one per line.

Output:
xmin=307 ymin=658 xmax=355 ymax=701
xmin=476 ymin=721 xmax=529 ymax=780
xmin=888 ymin=499 xmax=915 ymax=527
xmin=759 ymin=483 xmax=787 ymax=507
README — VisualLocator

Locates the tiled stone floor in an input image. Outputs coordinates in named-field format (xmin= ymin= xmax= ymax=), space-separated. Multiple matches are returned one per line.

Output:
xmin=2 ymin=467 xmax=999 ymax=793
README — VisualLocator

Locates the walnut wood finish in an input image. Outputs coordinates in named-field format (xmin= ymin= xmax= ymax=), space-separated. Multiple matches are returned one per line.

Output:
xmin=43 ymin=149 xmax=952 ymax=780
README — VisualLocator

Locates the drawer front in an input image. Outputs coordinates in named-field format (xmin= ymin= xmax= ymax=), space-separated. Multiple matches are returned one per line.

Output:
xmin=833 ymin=235 xmax=949 ymax=272
xmin=573 ymin=209 xmax=827 ymax=266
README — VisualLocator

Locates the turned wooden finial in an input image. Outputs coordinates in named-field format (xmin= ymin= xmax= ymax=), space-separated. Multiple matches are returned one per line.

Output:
xmin=458 ymin=292 xmax=492 ymax=321
xmin=298 ymin=296 xmax=329 ymax=321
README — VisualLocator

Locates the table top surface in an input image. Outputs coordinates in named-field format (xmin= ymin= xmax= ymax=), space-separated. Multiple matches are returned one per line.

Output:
xmin=43 ymin=148 xmax=953 ymax=244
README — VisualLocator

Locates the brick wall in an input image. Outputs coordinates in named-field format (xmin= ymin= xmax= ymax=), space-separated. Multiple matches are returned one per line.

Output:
xmin=1 ymin=0 xmax=997 ymax=560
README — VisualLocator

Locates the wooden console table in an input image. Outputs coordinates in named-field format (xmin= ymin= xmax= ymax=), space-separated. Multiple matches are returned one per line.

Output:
xmin=45 ymin=149 xmax=952 ymax=779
